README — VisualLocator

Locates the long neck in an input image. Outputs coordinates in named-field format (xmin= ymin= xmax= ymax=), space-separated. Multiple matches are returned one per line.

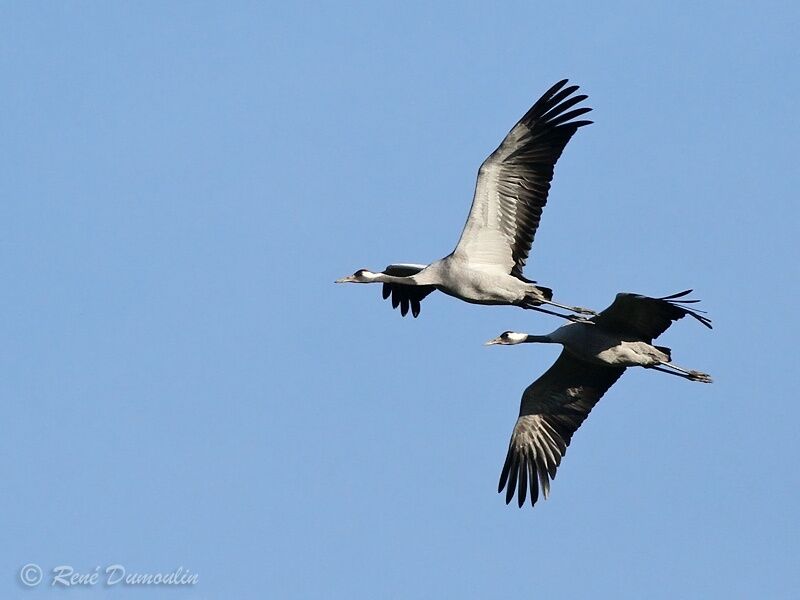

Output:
xmin=523 ymin=334 xmax=554 ymax=344
xmin=373 ymin=264 xmax=437 ymax=286
xmin=373 ymin=272 xmax=419 ymax=285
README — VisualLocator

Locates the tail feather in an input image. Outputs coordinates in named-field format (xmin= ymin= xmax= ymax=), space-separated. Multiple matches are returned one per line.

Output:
xmin=655 ymin=345 xmax=672 ymax=361
xmin=515 ymin=274 xmax=553 ymax=302
xmin=537 ymin=285 xmax=553 ymax=301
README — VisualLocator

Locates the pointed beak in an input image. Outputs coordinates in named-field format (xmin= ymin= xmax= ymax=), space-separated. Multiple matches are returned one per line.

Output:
xmin=484 ymin=337 xmax=503 ymax=346
xmin=335 ymin=276 xmax=354 ymax=284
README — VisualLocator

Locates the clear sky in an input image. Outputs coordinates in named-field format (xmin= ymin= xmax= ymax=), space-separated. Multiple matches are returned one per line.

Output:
xmin=2 ymin=2 xmax=799 ymax=599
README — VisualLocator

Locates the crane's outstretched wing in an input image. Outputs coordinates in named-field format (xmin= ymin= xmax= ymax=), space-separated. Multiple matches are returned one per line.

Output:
xmin=499 ymin=351 xmax=625 ymax=508
xmin=591 ymin=290 xmax=712 ymax=342
xmin=453 ymin=79 xmax=592 ymax=277
xmin=380 ymin=264 xmax=436 ymax=318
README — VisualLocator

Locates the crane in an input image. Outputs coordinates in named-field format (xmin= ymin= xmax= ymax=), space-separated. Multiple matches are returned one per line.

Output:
xmin=336 ymin=79 xmax=594 ymax=321
xmin=484 ymin=290 xmax=713 ymax=507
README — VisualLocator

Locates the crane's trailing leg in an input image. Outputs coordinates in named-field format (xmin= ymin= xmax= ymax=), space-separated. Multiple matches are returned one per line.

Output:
xmin=522 ymin=304 xmax=595 ymax=324
xmin=541 ymin=299 xmax=597 ymax=315
xmin=518 ymin=296 xmax=595 ymax=323
xmin=648 ymin=364 xmax=713 ymax=383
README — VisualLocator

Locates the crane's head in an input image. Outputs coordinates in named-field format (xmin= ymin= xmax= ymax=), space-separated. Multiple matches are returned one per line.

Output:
xmin=485 ymin=331 xmax=529 ymax=346
xmin=335 ymin=268 xmax=379 ymax=284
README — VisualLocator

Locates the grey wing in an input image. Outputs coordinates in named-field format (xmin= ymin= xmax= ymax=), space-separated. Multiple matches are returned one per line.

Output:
xmin=591 ymin=290 xmax=713 ymax=342
xmin=453 ymin=79 xmax=592 ymax=277
xmin=499 ymin=351 xmax=625 ymax=508
xmin=380 ymin=264 xmax=436 ymax=318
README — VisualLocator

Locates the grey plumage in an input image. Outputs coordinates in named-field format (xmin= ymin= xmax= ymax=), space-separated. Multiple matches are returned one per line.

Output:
xmin=499 ymin=353 xmax=625 ymax=507
xmin=492 ymin=291 xmax=713 ymax=508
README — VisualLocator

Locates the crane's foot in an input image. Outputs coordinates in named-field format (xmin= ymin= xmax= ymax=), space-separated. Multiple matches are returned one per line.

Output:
xmin=688 ymin=370 xmax=713 ymax=383
xmin=567 ymin=314 xmax=595 ymax=325
xmin=572 ymin=306 xmax=597 ymax=316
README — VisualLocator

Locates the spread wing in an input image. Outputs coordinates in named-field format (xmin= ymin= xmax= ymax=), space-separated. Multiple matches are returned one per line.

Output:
xmin=453 ymin=79 xmax=592 ymax=277
xmin=380 ymin=264 xmax=436 ymax=318
xmin=591 ymin=290 xmax=713 ymax=342
xmin=499 ymin=351 xmax=625 ymax=508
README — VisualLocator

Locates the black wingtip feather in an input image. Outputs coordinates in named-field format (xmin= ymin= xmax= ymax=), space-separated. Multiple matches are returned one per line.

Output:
xmin=660 ymin=289 xmax=693 ymax=300
xmin=498 ymin=448 xmax=512 ymax=494
xmin=543 ymin=85 xmax=581 ymax=112
xmin=506 ymin=453 xmax=520 ymax=505
xmin=691 ymin=311 xmax=713 ymax=329
xmin=544 ymin=78 xmax=570 ymax=98
xmin=499 ymin=445 xmax=548 ymax=508
xmin=518 ymin=455 xmax=528 ymax=507
xmin=547 ymin=106 xmax=594 ymax=128
xmin=527 ymin=460 xmax=538 ymax=507
xmin=543 ymin=93 xmax=588 ymax=120
xmin=660 ymin=290 xmax=714 ymax=330
xmin=522 ymin=79 xmax=579 ymax=123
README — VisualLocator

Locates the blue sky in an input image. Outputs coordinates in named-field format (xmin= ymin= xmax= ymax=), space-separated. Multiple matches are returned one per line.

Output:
xmin=2 ymin=2 xmax=799 ymax=598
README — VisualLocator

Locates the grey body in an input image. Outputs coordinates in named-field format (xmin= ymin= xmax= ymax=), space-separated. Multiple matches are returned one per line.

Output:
xmin=415 ymin=256 xmax=540 ymax=306
xmin=547 ymin=322 xmax=671 ymax=368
